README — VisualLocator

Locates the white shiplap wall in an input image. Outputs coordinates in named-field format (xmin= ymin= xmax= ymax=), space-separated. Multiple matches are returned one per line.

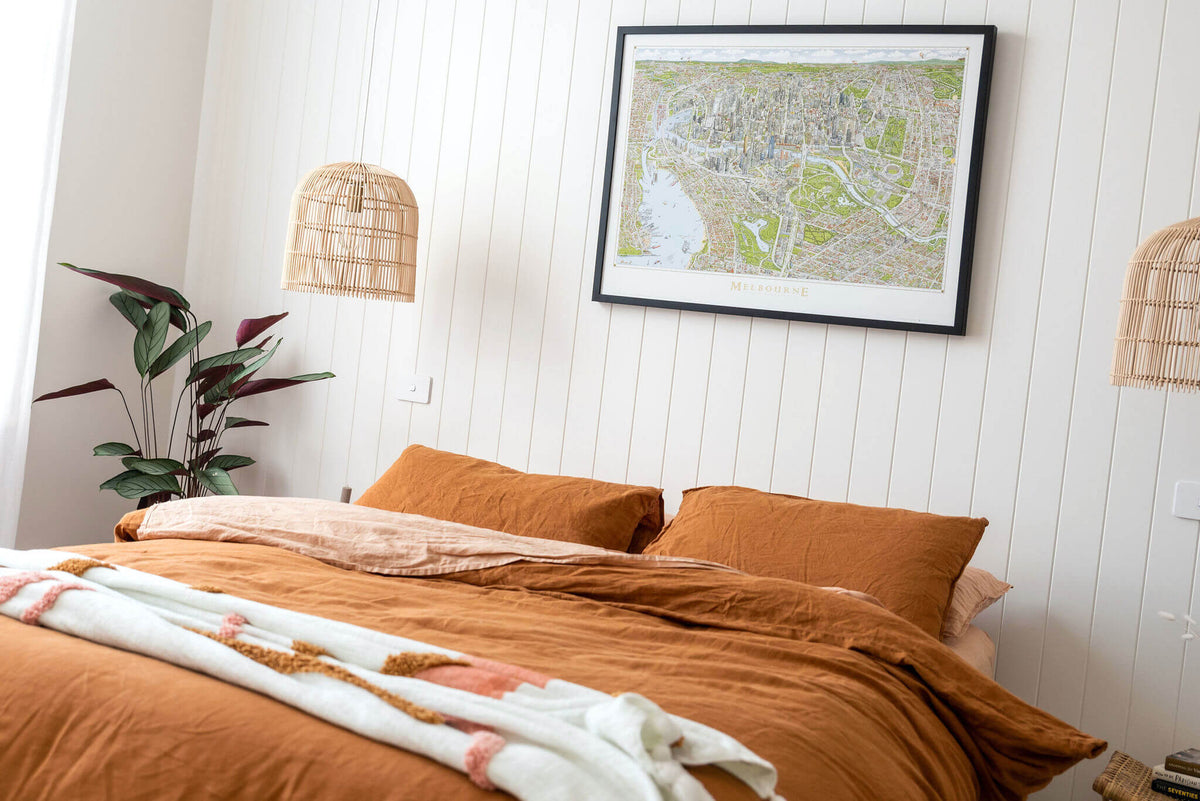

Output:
xmin=183 ymin=1 xmax=1200 ymax=796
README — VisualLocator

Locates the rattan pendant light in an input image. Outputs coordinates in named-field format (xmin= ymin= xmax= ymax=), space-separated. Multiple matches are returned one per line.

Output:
xmin=1111 ymin=216 xmax=1200 ymax=391
xmin=281 ymin=1 xmax=417 ymax=302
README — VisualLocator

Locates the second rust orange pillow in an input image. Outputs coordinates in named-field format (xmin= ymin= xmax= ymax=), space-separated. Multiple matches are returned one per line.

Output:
xmin=643 ymin=486 xmax=987 ymax=638
xmin=356 ymin=445 xmax=664 ymax=553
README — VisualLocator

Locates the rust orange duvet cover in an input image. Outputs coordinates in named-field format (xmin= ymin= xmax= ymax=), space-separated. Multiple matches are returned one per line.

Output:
xmin=0 ymin=508 xmax=1103 ymax=801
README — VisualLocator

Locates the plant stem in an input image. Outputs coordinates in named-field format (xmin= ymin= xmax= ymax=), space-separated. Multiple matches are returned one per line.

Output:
xmin=210 ymin=401 xmax=232 ymax=456
xmin=167 ymin=382 xmax=188 ymax=463
xmin=187 ymin=310 xmax=201 ymax=497
xmin=140 ymin=378 xmax=150 ymax=459
xmin=114 ymin=388 xmax=142 ymax=453
xmin=148 ymin=378 xmax=158 ymax=458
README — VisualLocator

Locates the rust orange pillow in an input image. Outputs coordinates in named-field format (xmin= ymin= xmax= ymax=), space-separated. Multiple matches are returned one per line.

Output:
xmin=356 ymin=445 xmax=664 ymax=553
xmin=114 ymin=508 xmax=147 ymax=542
xmin=643 ymin=486 xmax=987 ymax=638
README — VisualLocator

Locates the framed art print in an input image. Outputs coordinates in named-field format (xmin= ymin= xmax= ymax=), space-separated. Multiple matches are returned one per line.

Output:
xmin=592 ymin=25 xmax=996 ymax=335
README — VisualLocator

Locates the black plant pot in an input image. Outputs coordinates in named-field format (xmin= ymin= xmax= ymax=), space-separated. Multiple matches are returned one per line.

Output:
xmin=136 ymin=492 xmax=173 ymax=510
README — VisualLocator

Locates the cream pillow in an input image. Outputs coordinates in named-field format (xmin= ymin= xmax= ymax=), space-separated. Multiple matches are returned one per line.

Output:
xmin=942 ymin=566 xmax=1012 ymax=638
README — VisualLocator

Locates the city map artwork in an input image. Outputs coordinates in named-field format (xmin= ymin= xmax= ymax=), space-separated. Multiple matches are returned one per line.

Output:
xmin=593 ymin=27 xmax=995 ymax=334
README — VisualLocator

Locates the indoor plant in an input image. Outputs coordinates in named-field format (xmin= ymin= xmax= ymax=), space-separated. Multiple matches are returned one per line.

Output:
xmin=34 ymin=263 xmax=333 ymax=505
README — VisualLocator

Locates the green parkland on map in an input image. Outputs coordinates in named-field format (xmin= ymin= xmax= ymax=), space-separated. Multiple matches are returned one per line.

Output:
xmin=616 ymin=46 xmax=967 ymax=290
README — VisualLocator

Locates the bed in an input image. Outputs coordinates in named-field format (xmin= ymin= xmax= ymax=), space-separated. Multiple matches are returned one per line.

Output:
xmin=0 ymin=447 xmax=1103 ymax=801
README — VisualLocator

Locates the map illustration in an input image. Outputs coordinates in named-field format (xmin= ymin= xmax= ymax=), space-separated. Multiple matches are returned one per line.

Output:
xmin=615 ymin=45 xmax=967 ymax=290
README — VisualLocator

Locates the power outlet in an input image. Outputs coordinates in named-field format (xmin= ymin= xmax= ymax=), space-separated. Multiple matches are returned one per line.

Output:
xmin=397 ymin=374 xmax=432 ymax=404
xmin=1172 ymin=481 xmax=1200 ymax=521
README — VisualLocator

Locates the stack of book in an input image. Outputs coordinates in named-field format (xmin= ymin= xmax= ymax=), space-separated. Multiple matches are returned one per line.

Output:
xmin=1152 ymin=749 xmax=1200 ymax=801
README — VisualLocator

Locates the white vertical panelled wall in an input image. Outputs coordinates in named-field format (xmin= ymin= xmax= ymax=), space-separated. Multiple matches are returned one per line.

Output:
xmin=184 ymin=1 xmax=1200 ymax=796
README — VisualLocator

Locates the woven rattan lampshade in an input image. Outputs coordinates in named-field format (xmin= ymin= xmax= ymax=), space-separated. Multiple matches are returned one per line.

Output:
xmin=1111 ymin=216 xmax=1200 ymax=391
xmin=281 ymin=161 xmax=418 ymax=302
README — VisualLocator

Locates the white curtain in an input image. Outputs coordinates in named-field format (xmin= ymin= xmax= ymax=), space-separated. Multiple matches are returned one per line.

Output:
xmin=0 ymin=1 xmax=75 ymax=547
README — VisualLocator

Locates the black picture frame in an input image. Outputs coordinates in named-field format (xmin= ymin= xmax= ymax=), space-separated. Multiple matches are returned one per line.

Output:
xmin=591 ymin=24 xmax=996 ymax=336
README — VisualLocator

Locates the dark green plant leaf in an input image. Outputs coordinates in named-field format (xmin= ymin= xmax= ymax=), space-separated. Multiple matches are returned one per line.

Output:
xmin=233 ymin=338 xmax=280 ymax=382
xmin=133 ymin=302 xmax=171 ymax=376
xmin=187 ymin=347 xmax=262 ymax=384
xmin=195 ymin=364 xmax=240 ymax=396
xmin=149 ymin=320 xmax=211 ymax=378
xmin=121 ymin=457 xmax=185 ymax=475
xmin=93 ymin=442 xmax=138 ymax=456
xmin=109 ymin=292 xmax=148 ymax=328
xmin=197 ymin=467 xmax=238 ymax=496
xmin=33 ymin=378 xmax=117 ymax=403
xmin=235 ymin=372 xmax=335 ymax=398
xmin=115 ymin=473 xmax=181 ymax=499
xmin=202 ymin=380 xmax=235 ymax=405
xmin=224 ymin=417 xmax=267 ymax=429
xmin=203 ymin=364 xmax=256 ymax=403
xmin=99 ymin=470 xmax=140 ymax=492
xmin=121 ymin=289 xmax=190 ymax=331
xmin=236 ymin=312 xmax=288 ymax=347
xmin=207 ymin=454 xmax=254 ymax=471
xmin=60 ymin=263 xmax=190 ymax=309
xmin=210 ymin=339 xmax=282 ymax=401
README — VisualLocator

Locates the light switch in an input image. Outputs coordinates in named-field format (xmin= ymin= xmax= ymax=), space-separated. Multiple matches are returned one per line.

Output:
xmin=1172 ymin=481 xmax=1200 ymax=521
xmin=397 ymin=374 xmax=432 ymax=404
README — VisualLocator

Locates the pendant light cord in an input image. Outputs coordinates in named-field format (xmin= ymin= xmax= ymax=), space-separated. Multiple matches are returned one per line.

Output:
xmin=356 ymin=0 xmax=381 ymax=164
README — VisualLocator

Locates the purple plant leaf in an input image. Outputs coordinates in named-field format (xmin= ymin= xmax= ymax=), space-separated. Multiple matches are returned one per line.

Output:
xmin=194 ymin=364 xmax=241 ymax=395
xmin=234 ymin=372 xmax=334 ymax=399
xmin=236 ymin=312 xmax=288 ymax=347
xmin=196 ymin=402 xmax=218 ymax=421
xmin=191 ymin=447 xmax=222 ymax=468
xmin=33 ymin=379 xmax=117 ymax=403
xmin=60 ymin=263 xmax=189 ymax=309
xmin=186 ymin=348 xmax=261 ymax=385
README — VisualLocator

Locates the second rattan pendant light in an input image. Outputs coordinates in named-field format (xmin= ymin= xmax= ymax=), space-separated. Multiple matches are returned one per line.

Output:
xmin=1111 ymin=216 xmax=1200 ymax=391
xmin=281 ymin=1 xmax=417 ymax=302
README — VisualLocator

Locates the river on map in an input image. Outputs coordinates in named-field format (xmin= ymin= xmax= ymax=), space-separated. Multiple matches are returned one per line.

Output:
xmin=621 ymin=110 xmax=707 ymax=270
xmin=744 ymin=218 xmax=771 ymax=253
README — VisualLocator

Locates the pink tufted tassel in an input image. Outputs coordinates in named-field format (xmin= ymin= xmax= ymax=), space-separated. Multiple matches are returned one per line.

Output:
xmin=20 ymin=581 xmax=91 ymax=625
xmin=463 ymin=730 xmax=506 ymax=790
xmin=0 ymin=572 xmax=49 ymax=605
xmin=466 ymin=655 xmax=550 ymax=689
xmin=217 ymin=613 xmax=247 ymax=638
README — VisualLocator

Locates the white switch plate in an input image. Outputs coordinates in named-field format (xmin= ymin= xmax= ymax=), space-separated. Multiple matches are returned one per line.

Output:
xmin=397 ymin=374 xmax=432 ymax=404
xmin=1172 ymin=480 xmax=1200 ymax=521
